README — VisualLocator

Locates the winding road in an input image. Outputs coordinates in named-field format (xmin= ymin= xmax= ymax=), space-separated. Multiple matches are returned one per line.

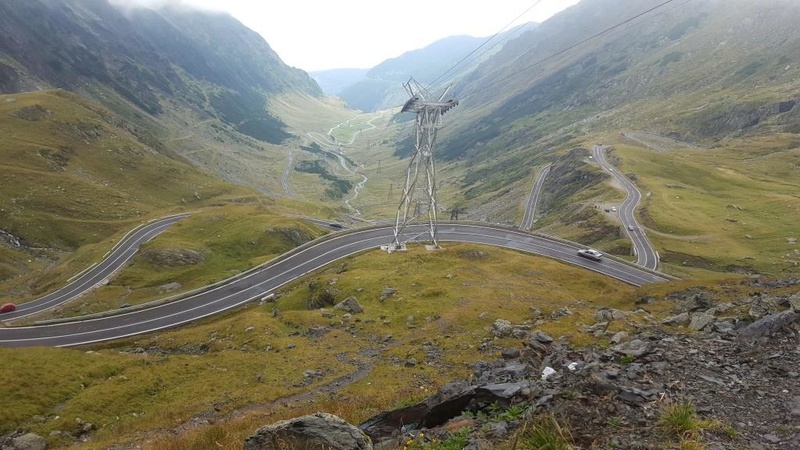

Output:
xmin=0 ymin=222 xmax=670 ymax=348
xmin=0 ymin=214 xmax=189 ymax=322
xmin=592 ymin=146 xmax=659 ymax=270
xmin=520 ymin=164 xmax=552 ymax=231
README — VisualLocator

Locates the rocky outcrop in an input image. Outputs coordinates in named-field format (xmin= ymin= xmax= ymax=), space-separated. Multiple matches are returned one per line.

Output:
xmin=0 ymin=229 xmax=25 ymax=249
xmin=141 ymin=247 xmax=206 ymax=266
xmin=243 ymin=412 xmax=372 ymax=450
xmin=359 ymin=380 xmax=534 ymax=441
xmin=738 ymin=310 xmax=799 ymax=341
xmin=354 ymin=283 xmax=800 ymax=450
xmin=235 ymin=280 xmax=800 ymax=450
xmin=157 ymin=282 xmax=182 ymax=294
xmin=684 ymin=98 xmax=800 ymax=138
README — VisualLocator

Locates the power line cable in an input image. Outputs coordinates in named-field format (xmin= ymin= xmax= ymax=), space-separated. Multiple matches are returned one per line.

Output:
xmin=379 ymin=0 xmax=550 ymax=111
xmin=458 ymin=0 xmax=684 ymax=101
xmin=386 ymin=0 xmax=690 ymax=119
xmin=426 ymin=0 xmax=546 ymax=88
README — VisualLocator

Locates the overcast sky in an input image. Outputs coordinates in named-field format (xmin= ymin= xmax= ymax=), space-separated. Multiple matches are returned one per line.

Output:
xmin=121 ymin=0 xmax=581 ymax=71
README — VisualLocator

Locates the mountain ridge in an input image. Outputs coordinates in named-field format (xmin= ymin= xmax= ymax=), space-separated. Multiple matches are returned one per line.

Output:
xmin=322 ymin=23 xmax=536 ymax=112
xmin=0 ymin=0 xmax=322 ymax=144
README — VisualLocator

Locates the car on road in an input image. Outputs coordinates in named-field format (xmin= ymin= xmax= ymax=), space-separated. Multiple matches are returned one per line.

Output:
xmin=628 ymin=225 xmax=635 ymax=231
xmin=577 ymin=248 xmax=603 ymax=261
xmin=0 ymin=303 xmax=16 ymax=313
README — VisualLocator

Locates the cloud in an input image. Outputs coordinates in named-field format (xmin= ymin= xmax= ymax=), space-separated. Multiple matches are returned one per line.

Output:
xmin=107 ymin=0 xmax=223 ymax=13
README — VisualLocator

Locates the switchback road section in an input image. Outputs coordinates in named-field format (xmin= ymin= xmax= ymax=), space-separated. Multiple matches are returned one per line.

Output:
xmin=0 ymin=222 xmax=670 ymax=348
xmin=520 ymin=164 xmax=552 ymax=231
xmin=0 ymin=214 xmax=189 ymax=322
xmin=592 ymin=146 xmax=659 ymax=270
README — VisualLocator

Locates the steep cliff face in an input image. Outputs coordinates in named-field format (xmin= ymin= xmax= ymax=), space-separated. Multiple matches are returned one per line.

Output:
xmin=0 ymin=0 xmax=322 ymax=143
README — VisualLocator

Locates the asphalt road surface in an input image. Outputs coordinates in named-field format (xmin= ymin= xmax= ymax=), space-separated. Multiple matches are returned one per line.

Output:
xmin=520 ymin=164 xmax=552 ymax=231
xmin=592 ymin=146 xmax=659 ymax=270
xmin=0 ymin=214 xmax=189 ymax=322
xmin=0 ymin=222 xmax=669 ymax=348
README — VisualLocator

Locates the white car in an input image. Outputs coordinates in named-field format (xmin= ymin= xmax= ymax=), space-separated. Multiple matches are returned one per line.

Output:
xmin=577 ymin=248 xmax=603 ymax=261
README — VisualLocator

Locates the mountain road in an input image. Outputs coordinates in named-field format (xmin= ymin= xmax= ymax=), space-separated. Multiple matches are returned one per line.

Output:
xmin=592 ymin=145 xmax=659 ymax=270
xmin=520 ymin=164 xmax=552 ymax=231
xmin=0 ymin=214 xmax=189 ymax=322
xmin=0 ymin=222 xmax=670 ymax=347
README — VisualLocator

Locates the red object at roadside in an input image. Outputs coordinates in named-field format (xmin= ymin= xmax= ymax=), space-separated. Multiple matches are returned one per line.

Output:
xmin=0 ymin=303 xmax=16 ymax=313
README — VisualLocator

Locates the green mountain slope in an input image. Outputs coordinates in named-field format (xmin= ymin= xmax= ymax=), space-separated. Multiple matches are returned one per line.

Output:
xmin=362 ymin=0 xmax=800 ymax=276
xmin=0 ymin=90 xmax=250 ymax=284
xmin=444 ymin=0 xmax=800 ymax=162
xmin=0 ymin=0 xmax=321 ymax=144
xmin=0 ymin=0 xmax=358 ymax=207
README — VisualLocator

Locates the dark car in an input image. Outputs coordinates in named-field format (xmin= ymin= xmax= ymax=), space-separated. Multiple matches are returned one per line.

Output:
xmin=0 ymin=303 xmax=16 ymax=313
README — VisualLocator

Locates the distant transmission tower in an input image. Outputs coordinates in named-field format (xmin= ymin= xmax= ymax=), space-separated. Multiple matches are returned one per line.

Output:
xmin=388 ymin=77 xmax=458 ymax=251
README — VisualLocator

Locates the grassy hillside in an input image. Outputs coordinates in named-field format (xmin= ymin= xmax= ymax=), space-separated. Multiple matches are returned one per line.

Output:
xmin=0 ymin=90 xmax=261 ymax=300
xmin=608 ymin=134 xmax=800 ymax=277
xmin=0 ymin=243 xmax=639 ymax=449
xmin=3 ymin=2 xmax=800 ymax=448
xmin=26 ymin=204 xmax=327 ymax=319
xmin=329 ymin=0 xmax=800 ymax=278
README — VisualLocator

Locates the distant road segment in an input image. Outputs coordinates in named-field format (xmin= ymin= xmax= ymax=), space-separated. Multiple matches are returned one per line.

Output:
xmin=592 ymin=146 xmax=659 ymax=270
xmin=0 ymin=222 xmax=670 ymax=348
xmin=520 ymin=164 xmax=552 ymax=231
xmin=0 ymin=214 xmax=189 ymax=322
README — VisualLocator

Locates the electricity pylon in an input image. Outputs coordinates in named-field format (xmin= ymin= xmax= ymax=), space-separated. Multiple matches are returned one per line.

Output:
xmin=389 ymin=77 xmax=458 ymax=251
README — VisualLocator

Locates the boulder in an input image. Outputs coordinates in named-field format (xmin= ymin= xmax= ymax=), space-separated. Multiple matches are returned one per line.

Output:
xmin=244 ymin=412 xmax=372 ymax=450
xmin=157 ymin=281 xmax=182 ymax=294
xmin=662 ymin=312 xmax=690 ymax=326
xmin=688 ymin=312 xmax=714 ymax=331
xmin=612 ymin=339 xmax=651 ymax=357
xmin=789 ymin=292 xmax=800 ymax=312
xmin=551 ymin=307 xmax=573 ymax=319
xmin=532 ymin=331 xmax=554 ymax=344
xmin=379 ymin=288 xmax=396 ymax=301
xmin=748 ymin=297 xmax=778 ymax=319
xmin=595 ymin=308 xmax=627 ymax=322
xmin=610 ymin=331 xmax=629 ymax=344
xmin=712 ymin=321 xmax=735 ymax=334
xmin=738 ymin=310 xmax=799 ymax=341
xmin=492 ymin=319 xmax=514 ymax=338
xmin=10 ymin=433 xmax=47 ymax=450
xmin=359 ymin=379 xmax=525 ymax=441
xmin=671 ymin=289 xmax=713 ymax=312
xmin=334 ymin=296 xmax=364 ymax=314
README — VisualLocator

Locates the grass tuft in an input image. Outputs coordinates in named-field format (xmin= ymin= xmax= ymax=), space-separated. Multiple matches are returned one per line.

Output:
xmin=510 ymin=414 xmax=574 ymax=450
xmin=659 ymin=402 xmax=704 ymax=436
xmin=658 ymin=401 xmax=733 ymax=450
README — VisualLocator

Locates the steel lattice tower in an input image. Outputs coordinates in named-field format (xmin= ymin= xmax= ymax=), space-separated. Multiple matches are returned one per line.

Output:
xmin=389 ymin=78 xmax=458 ymax=251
